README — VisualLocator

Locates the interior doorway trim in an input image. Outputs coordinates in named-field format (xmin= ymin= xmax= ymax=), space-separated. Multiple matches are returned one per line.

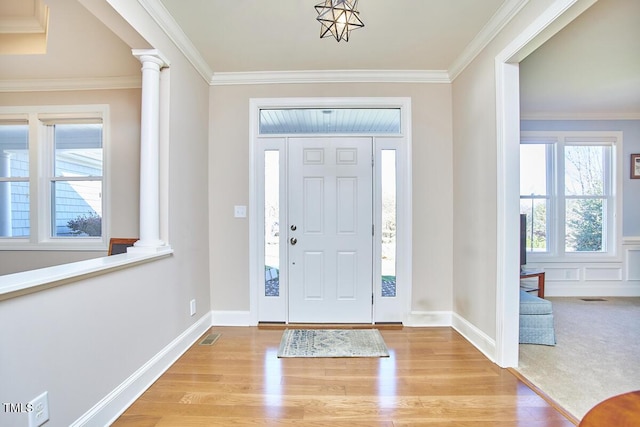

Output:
xmin=248 ymin=97 xmax=413 ymax=325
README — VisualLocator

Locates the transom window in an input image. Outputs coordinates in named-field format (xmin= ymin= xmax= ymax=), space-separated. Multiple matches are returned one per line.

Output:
xmin=0 ymin=106 xmax=107 ymax=250
xmin=259 ymin=108 xmax=401 ymax=134
xmin=520 ymin=131 xmax=621 ymax=260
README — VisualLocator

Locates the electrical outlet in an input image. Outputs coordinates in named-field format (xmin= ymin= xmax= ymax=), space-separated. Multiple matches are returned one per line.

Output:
xmin=190 ymin=299 xmax=196 ymax=316
xmin=28 ymin=391 xmax=49 ymax=427
xmin=234 ymin=205 xmax=247 ymax=218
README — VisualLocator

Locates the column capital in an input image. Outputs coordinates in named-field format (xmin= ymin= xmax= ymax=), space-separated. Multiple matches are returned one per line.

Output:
xmin=132 ymin=49 xmax=169 ymax=68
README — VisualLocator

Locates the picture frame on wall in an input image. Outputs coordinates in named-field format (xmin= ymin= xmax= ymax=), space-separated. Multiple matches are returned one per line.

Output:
xmin=632 ymin=154 xmax=640 ymax=179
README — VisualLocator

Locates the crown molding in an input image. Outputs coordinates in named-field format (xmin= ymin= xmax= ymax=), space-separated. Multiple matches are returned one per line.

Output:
xmin=210 ymin=70 xmax=451 ymax=86
xmin=521 ymin=112 xmax=640 ymax=121
xmin=448 ymin=0 xmax=530 ymax=81
xmin=0 ymin=76 xmax=141 ymax=93
xmin=137 ymin=0 xmax=213 ymax=84
xmin=136 ymin=0 xmax=473 ymax=86
xmin=139 ymin=0 xmax=528 ymax=86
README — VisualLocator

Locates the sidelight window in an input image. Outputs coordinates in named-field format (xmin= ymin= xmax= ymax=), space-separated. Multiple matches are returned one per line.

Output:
xmin=264 ymin=150 xmax=280 ymax=297
xmin=381 ymin=149 xmax=397 ymax=297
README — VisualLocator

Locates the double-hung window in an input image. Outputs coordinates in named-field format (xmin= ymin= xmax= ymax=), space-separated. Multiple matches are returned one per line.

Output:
xmin=0 ymin=106 xmax=107 ymax=250
xmin=520 ymin=131 xmax=621 ymax=260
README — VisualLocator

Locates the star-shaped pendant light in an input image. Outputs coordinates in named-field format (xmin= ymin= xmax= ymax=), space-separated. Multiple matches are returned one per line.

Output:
xmin=315 ymin=0 xmax=364 ymax=42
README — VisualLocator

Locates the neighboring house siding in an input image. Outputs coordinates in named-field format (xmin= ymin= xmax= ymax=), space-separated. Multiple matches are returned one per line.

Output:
xmin=54 ymin=159 xmax=101 ymax=236
xmin=9 ymin=152 xmax=29 ymax=237
xmin=8 ymin=154 xmax=100 ymax=237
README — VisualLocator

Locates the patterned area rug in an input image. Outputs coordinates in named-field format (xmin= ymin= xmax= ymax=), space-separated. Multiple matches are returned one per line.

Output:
xmin=277 ymin=329 xmax=390 ymax=358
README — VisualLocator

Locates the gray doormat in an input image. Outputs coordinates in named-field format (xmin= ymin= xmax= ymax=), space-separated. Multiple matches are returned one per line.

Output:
xmin=277 ymin=329 xmax=389 ymax=358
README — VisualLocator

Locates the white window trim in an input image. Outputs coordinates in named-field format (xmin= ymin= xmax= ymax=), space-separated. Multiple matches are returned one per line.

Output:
xmin=521 ymin=130 xmax=623 ymax=263
xmin=0 ymin=104 xmax=110 ymax=251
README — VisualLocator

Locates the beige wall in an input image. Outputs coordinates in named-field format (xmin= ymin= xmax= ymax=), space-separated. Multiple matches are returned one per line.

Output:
xmin=0 ymin=89 xmax=142 ymax=275
xmin=451 ymin=0 xmax=559 ymax=339
xmin=0 ymin=1 xmax=211 ymax=426
xmin=209 ymin=83 xmax=454 ymax=315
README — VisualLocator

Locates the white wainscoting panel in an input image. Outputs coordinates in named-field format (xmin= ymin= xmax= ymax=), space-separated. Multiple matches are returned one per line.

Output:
xmin=543 ymin=266 xmax=580 ymax=281
xmin=626 ymin=248 xmax=640 ymax=281
xmin=527 ymin=251 xmax=640 ymax=296
xmin=585 ymin=266 xmax=623 ymax=281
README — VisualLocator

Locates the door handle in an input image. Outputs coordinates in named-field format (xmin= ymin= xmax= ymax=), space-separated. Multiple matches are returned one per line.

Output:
xmin=290 ymin=237 xmax=297 ymax=245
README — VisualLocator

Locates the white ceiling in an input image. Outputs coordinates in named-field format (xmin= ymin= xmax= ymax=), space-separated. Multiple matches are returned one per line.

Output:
xmin=157 ymin=0 xmax=506 ymax=73
xmin=0 ymin=0 xmax=638 ymax=118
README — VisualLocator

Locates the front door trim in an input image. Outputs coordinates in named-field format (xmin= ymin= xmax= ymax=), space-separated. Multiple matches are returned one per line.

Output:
xmin=249 ymin=97 xmax=412 ymax=325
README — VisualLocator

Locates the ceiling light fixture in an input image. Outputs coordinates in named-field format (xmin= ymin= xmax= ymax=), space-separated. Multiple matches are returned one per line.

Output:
xmin=315 ymin=0 xmax=364 ymax=42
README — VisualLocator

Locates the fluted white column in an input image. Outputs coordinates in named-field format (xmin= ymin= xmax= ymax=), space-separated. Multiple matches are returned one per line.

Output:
xmin=131 ymin=49 xmax=170 ymax=253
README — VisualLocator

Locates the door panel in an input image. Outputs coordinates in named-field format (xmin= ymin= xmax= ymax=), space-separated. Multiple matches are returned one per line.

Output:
xmin=288 ymin=137 xmax=373 ymax=323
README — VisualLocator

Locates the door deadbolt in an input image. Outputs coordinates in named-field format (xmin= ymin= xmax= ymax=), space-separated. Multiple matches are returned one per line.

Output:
xmin=290 ymin=224 xmax=297 ymax=231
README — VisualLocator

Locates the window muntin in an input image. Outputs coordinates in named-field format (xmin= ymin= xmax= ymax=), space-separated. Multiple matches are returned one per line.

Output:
xmin=520 ymin=132 xmax=617 ymax=259
xmin=0 ymin=108 xmax=107 ymax=248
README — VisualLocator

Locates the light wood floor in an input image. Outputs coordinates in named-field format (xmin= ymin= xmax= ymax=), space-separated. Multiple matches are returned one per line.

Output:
xmin=113 ymin=326 xmax=575 ymax=426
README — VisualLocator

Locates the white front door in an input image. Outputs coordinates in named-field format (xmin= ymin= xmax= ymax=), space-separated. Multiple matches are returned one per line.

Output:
xmin=288 ymin=137 xmax=373 ymax=323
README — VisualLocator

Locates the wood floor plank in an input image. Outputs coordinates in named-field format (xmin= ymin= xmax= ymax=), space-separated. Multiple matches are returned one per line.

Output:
xmin=112 ymin=327 xmax=576 ymax=426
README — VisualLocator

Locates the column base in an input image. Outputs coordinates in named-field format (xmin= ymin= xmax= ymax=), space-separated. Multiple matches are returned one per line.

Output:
xmin=128 ymin=241 xmax=172 ymax=254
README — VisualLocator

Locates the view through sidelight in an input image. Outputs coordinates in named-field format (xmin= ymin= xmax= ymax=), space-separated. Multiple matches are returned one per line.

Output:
xmin=264 ymin=150 xmax=280 ymax=297
xmin=381 ymin=149 xmax=397 ymax=297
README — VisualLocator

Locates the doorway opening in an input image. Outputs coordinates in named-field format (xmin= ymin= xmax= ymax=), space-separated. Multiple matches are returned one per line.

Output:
xmin=494 ymin=0 xmax=597 ymax=367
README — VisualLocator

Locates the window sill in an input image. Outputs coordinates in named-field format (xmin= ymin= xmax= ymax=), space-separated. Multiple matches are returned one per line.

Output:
xmin=0 ymin=249 xmax=173 ymax=301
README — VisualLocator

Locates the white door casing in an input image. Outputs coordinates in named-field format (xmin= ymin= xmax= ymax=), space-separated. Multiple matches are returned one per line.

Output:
xmin=288 ymin=137 xmax=373 ymax=323
xmin=250 ymin=97 xmax=412 ymax=326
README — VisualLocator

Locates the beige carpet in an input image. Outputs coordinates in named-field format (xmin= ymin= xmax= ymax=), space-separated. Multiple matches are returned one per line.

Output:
xmin=517 ymin=297 xmax=640 ymax=420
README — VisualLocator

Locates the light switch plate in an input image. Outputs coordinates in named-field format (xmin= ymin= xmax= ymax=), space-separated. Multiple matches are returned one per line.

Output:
xmin=234 ymin=205 xmax=247 ymax=218
xmin=28 ymin=391 xmax=49 ymax=427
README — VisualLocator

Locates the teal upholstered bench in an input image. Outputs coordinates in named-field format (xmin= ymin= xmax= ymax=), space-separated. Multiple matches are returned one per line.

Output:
xmin=519 ymin=290 xmax=556 ymax=346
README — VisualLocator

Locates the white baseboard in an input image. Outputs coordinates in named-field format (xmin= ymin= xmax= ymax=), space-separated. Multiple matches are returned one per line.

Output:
xmin=404 ymin=310 xmax=453 ymax=327
xmin=70 ymin=312 xmax=212 ymax=427
xmin=451 ymin=312 xmax=497 ymax=363
xmin=402 ymin=311 xmax=498 ymax=364
xmin=212 ymin=310 xmax=254 ymax=326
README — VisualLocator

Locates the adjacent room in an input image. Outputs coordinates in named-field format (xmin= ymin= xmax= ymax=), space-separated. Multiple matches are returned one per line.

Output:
xmin=517 ymin=0 xmax=640 ymax=419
